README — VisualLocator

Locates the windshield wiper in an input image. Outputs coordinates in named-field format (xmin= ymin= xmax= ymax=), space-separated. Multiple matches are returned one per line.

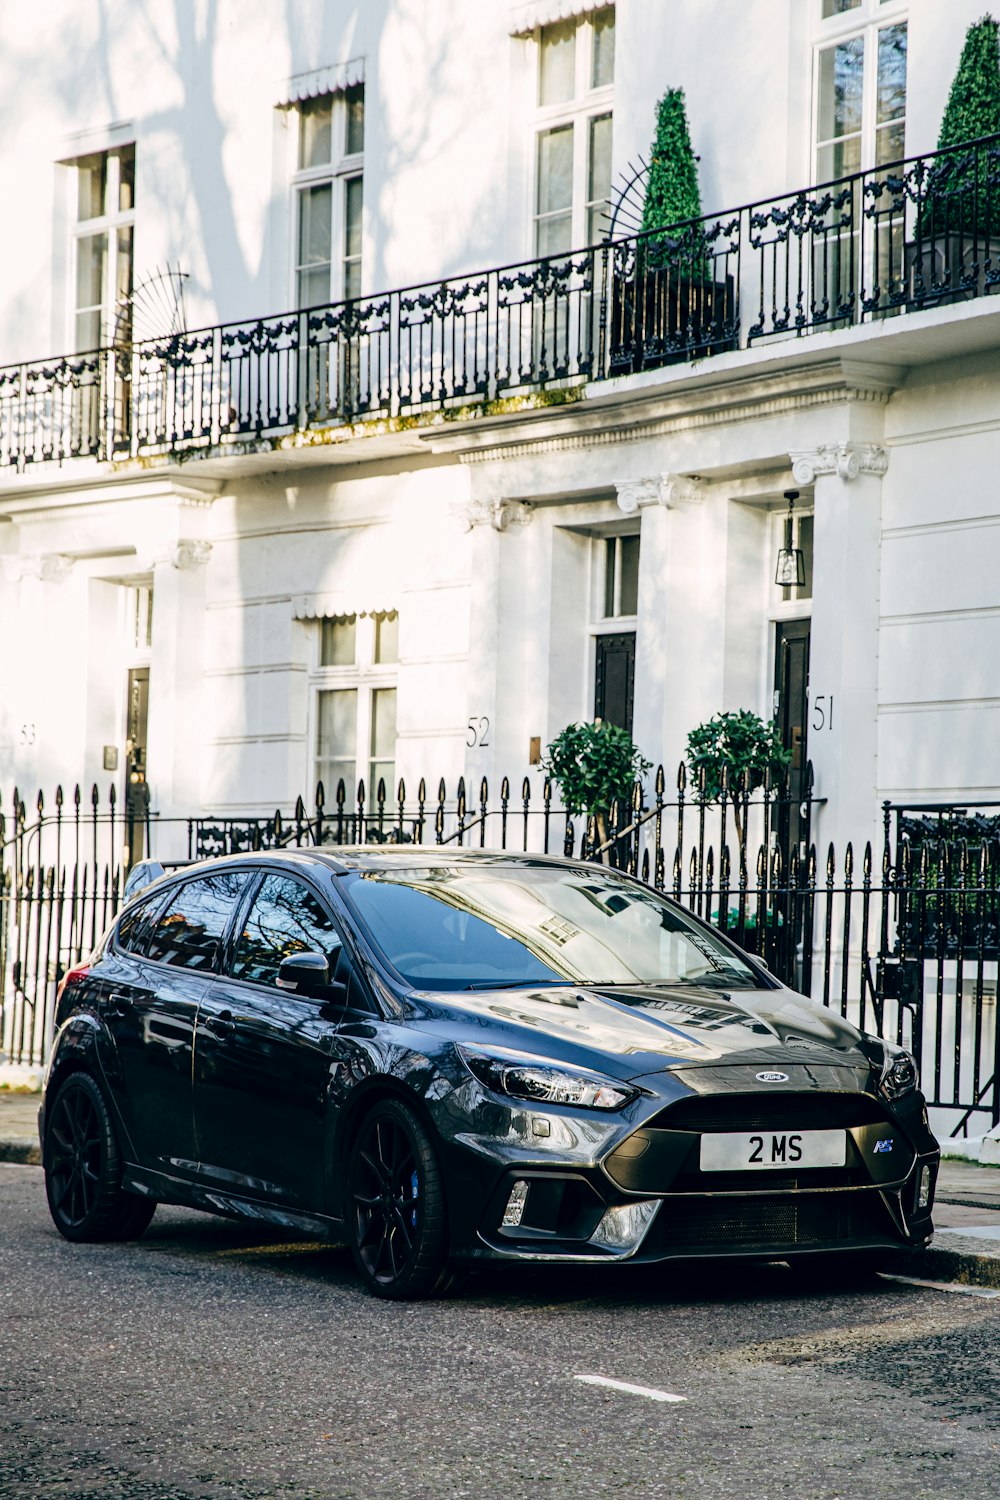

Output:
xmin=463 ymin=978 xmax=573 ymax=991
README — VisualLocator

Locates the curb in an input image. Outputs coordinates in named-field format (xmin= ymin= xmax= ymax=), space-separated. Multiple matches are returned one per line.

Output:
xmin=0 ymin=1139 xmax=41 ymax=1166
xmin=886 ymin=1243 xmax=1000 ymax=1291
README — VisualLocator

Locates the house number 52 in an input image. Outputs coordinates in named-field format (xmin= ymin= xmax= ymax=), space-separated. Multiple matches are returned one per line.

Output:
xmin=467 ymin=716 xmax=490 ymax=747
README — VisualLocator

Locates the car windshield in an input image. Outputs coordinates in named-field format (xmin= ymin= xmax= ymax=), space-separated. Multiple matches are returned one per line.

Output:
xmin=342 ymin=861 xmax=759 ymax=991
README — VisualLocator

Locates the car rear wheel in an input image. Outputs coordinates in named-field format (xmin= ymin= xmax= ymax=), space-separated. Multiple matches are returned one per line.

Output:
xmin=348 ymin=1098 xmax=451 ymax=1300
xmin=44 ymin=1071 xmax=156 ymax=1243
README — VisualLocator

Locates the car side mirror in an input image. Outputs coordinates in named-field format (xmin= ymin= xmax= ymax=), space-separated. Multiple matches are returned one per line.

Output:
xmin=276 ymin=951 xmax=346 ymax=1001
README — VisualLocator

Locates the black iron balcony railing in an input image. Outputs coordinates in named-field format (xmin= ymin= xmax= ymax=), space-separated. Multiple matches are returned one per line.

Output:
xmin=2 ymin=132 xmax=1000 ymax=472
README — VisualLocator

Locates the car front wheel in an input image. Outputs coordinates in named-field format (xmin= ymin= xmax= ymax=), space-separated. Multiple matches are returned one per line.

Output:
xmin=348 ymin=1098 xmax=451 ymax=1300
xmin=44 ymin=1071 xmax=156 ymax=1243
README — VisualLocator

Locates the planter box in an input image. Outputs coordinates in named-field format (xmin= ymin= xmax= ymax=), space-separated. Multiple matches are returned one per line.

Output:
xmin=608 ymin=266 xmax=737 ymax=374
xmin=904 ymin=232 xmax=1000 ymax=307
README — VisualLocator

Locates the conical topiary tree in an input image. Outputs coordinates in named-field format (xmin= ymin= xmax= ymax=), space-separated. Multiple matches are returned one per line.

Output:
xmin=939 ymin=14 xmax=1000 ymax=152
xmin=641 ymin=89 xmax=703 ymax=234
xmin=923 ymin=15 xmax=1000 ymax=239
xmin=640 ymin=89 xmax=706 ymax=273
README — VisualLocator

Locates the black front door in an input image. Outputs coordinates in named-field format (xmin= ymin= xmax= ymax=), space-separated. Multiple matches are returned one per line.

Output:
xmin=594 ymin=632 xmax=636 ymax=731
xmin=125 ymin=666 xmax=150 ymax=866
xmin=773 ymin=620 xmax=810 ymax=859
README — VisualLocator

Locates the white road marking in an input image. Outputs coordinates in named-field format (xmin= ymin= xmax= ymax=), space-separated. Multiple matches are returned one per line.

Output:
xmin=574 ymin=1373 xmax=687 ymax=1402
xmin=877 ymin=1272 xmax=1000 ymax=1300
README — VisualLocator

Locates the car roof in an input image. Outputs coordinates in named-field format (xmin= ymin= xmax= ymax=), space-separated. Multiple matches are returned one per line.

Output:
xmin=147 ymin=845 xmax=601 ymax=879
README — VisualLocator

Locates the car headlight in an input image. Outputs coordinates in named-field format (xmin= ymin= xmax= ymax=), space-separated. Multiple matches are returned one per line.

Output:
xmin=458 ymin=1044 xmax=638 ymax=1111
xmin=878 ymin=1042 xmax=918 ymax=1100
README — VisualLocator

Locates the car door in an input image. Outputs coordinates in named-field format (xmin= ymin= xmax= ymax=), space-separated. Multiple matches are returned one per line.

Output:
xmin=98 ymin=869 xmax=251 ymax=1176
xmin=192 ymin=870 xmax=349 ymax=1212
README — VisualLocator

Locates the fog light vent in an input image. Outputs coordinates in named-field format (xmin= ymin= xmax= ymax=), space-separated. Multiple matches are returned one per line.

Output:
xmin=590 ymin=1199 xmax=660 ymax=1253
xmin=502 ymin=1179 xmax=530 ymax=1228
xmin=918 ymin=1164 xmax=933 ymax=1211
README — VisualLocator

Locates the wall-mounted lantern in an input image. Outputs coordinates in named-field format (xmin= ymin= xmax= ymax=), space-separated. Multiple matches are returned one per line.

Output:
xmin=774 ymin=490 xmax=806 ymax=588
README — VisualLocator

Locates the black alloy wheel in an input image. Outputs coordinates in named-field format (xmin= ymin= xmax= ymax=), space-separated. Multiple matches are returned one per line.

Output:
xmin=43 ymin=1071 xmax=156 ymax=1243
xmin=348 ymin=1098 xmax=450 ymax=1300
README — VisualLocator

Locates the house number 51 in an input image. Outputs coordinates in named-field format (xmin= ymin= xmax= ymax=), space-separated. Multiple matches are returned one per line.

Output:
xmin=811 ymin=695 xmax=834 ymax=732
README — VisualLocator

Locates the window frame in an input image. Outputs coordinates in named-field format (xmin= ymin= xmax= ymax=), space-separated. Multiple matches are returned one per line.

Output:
xmin=529 ymin=9 xmax=615 ymax=257
xmin=813 ymin=0 xmax=908 ymax=183
xmin=69 ymin=143 xmax=136 ymax=353
xmin=309 ymin=611 xmax=399 ymax=803
xmin=291 ymin=87 xmax=365 ymax=309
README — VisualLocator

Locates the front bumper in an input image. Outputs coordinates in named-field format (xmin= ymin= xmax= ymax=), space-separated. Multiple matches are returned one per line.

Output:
xmin=443 ymin=1074 xmax=939 ymax=1266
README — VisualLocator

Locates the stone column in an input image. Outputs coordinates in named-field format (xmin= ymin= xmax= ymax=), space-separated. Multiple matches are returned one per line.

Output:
xmin=790 ymin=442 xmax=888 ymax=854
xmin=616 ymin=473 xmax=707 ymax=773
xmin=456 ymin=498 xmax=532 ymax=791
xmin=146 ymin=539 xmax=213 ymax=819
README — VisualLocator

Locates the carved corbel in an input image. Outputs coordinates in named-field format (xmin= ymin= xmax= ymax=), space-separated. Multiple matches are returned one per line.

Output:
xmin=172 ymin=539 xmax=213 ymax=570
xmin=790 ymin=443 xmax=889 ymax=485
xmin=454 ymin=499 xmax=533 ymax=532
xmin=616 ymin=473 xmax=705 ymax=514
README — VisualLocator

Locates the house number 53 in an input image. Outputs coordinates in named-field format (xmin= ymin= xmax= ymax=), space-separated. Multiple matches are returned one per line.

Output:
xmin=811 ymin=695 xmax=834 ymax=732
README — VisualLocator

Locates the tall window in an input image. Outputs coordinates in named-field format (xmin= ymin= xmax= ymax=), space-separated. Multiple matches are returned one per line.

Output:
xmin=294 ymin=86 xmax=364 ymax=307
xmin=313 ymin=611 xmax=398 ymax=799
xmin=591 ymin=530 xmax=637 ymax=732
xmin=72 ymin=144 xmax=135 ymax=351
xmin=533 ymin=8 xmax=614 ymax=256
xmin=816 ymin=2 xmax=907 ymax=182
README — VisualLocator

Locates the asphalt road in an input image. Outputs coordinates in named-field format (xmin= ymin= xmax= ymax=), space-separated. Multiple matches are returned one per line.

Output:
xmin=2 ymin=1164 xmax=999 ymax=1500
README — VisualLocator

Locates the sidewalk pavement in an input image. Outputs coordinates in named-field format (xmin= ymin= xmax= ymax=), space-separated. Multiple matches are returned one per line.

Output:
xmin=4 ymin=1089 xmax=1000 ymax=1290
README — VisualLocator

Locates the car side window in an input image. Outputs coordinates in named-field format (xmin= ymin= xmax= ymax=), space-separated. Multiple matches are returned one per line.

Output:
xmin=115 ymin=892 xmax=163 ymax=957
xmin=145 ymin=872 xmax=250 ymax=971
xmin=229 ymin=874 xmax=343 ymax=987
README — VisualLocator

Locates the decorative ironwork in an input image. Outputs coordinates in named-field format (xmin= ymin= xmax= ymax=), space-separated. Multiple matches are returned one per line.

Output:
xmin=4 ymin=772 xmax=1000 ymax=1139
xmin=0 ymin=132 xmax=995 ymax=472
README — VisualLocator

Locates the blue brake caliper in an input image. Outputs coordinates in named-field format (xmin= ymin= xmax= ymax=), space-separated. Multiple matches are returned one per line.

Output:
xmin=410 ymin=1170 xmax=419 ymax=1228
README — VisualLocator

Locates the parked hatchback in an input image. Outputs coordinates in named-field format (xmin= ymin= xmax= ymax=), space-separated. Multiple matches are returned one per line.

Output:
xmin=42 ymin=847 xmax=939 ymax=1297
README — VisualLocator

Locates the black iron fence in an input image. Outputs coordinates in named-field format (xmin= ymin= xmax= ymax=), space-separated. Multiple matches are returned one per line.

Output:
xmin=2 ymin=133 xmax=1000 ymax=470
xmin=3 ymin=772 xmax=1000 ymax=1139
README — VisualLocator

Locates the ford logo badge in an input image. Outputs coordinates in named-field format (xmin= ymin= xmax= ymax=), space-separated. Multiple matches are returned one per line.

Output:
xmin=755 ymin=1071 xmax=789 ymax=1083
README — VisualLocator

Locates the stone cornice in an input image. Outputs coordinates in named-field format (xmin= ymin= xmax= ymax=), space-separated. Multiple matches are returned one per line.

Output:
xmin=447 ymin=358 xmax=899 ymax=468
xmin=0 ymin=472 xmax=221 ymax=524
xmin=789 ymin=442 xmax=889 ymax=484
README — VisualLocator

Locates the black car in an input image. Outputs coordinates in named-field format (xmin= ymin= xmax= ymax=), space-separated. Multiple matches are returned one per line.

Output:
xmin=41 ymin=847 xmax=939 ymax=1298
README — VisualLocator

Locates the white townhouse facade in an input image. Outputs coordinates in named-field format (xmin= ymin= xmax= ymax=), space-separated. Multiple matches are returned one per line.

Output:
xmin=0 ymin=0 xmax=998 ymax=860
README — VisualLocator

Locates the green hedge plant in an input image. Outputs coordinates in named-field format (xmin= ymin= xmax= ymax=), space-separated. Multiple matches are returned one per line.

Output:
xmin=685 ymin=709 xmax=791 ymax=859
xmin=542 ymin=720 xmax=651 ymax=859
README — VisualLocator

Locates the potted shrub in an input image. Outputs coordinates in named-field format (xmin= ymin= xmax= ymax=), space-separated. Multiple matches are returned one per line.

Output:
xmin=686 ymin=709 xmax=791 ymax=953
xmin=609 ymin=89 xmax=736 ymax=372
xmin=541 ymin=720 xmax=651 ymax=863
xmin=686 ymin=709 xmax=791 ymax=857
xmin=907 ymin=14 xmax=1000 ymax=303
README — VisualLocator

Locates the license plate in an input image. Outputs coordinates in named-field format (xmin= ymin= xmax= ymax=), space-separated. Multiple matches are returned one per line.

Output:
xmin=700 ymin=1129 xmax=846 ymax=1172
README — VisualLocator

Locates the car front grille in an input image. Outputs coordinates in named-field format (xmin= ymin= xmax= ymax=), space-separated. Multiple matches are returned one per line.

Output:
xmin=649 ymin=1091 xmax=889 ymax=1134
xmin=646 ymin=1190 xmax=897 ymax=1254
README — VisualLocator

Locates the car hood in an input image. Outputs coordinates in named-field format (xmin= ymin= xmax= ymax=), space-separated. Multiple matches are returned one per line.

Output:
xmin=416 ymin=982 xmax=876 ymax=1083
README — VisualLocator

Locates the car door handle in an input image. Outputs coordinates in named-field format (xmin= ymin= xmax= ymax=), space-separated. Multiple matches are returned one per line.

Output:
xmin=107 ymin=991 xmax=134 ymax=1017
xmin=205 ymin=1010 xmax=236 ymax=1037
